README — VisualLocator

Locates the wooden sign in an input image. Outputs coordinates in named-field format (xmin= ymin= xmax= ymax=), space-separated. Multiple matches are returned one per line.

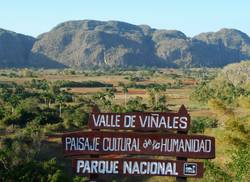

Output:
xmin=62 ymin=131 xmax=215 ymax=159
xmin=59 ymin=105 xmax=215 ymax=181
xmin=88 ymin=105 xmax=190 ymax=131
xmin=72 ymin=158 xmax=204 ymax=178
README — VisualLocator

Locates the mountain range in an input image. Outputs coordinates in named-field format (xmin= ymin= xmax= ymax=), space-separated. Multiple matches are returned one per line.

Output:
xmin=1 ymin=20 xmax=250 ymax=68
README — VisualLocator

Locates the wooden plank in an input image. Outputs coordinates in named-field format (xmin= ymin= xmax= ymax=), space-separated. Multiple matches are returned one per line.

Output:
xmin=88 ymin=105 xmax=190 ymax=132
xmin=72 ymin=158 xmax=204 ymax=178
xmin=89 ymin=105 xmax=100 ymax=182
xmin=62 ymin=131 xmax=215 ymax=159
xmin=176 ymin=127 xmax=188 ymax=182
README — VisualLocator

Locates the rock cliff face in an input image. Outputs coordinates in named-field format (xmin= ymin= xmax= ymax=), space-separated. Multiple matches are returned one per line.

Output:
xmin=0 ymin=28 xmax=65 ymax=68
xmin=1 ymin=20 xmax=250 ymax=68
xmin=0 ymin=29 xmax=35 ymax=67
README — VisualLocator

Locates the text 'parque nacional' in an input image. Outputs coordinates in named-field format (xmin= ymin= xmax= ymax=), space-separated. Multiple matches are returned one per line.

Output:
xmin=72 ymin=158 xmax=204 ymax=178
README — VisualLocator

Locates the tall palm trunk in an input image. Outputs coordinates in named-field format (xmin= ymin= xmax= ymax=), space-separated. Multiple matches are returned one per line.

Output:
xmin=59 ymin=103 xmax=62 ymax=117
xmin=155 ymin=92 xmax=158 ymax=108
xmin=124 ymin=92 xmax=127 ymax=107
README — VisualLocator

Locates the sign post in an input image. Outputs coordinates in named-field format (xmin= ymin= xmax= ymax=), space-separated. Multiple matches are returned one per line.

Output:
xmin=89 ymin=105 xmax=100 ymax=182
xmin=176 ymin=105 xmax=188 ymax=182
xmin=60 ymin=105 xmax=215 ymax=181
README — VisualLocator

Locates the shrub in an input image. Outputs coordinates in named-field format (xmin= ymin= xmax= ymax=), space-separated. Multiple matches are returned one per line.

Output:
xmin=190 ymin=117 xmax=217 ymax=133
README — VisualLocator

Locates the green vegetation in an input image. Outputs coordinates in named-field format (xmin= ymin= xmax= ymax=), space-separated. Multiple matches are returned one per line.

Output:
xmin=54 ymin=80 xmax=113 ymax=88
xmin=191 ymin=61 xmax=250 ymax=181
xmin=0 ymin=63 xmax=249 ymax=181
xmin=190 ymin=117 xmax=217 ymax=133
xmin=125 ymin=81 xmax=183 ymax=89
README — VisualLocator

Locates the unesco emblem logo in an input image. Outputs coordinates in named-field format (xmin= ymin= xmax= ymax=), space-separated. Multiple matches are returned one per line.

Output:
xmin=183 ymin=163 xmax=197 ymax=175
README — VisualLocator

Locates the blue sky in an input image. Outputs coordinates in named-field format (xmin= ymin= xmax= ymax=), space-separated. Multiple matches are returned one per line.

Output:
xmin=1 ymin=0 xmax=249 ymax=37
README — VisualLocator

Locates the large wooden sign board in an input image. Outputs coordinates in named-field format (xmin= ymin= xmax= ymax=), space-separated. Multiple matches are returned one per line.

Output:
xmin=62 ymin=131 xmax=215 ymax=158
xmin=72 ymin=158 xmax=204 ymax=178
xmin=59 ymin=105 xmax=215 ymax=181
xmin=88 ymin=112 xmax=190 ymax=131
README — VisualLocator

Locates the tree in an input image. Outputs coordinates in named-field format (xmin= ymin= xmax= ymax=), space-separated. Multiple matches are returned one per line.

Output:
xmin=41 ymin=92 xmax=54 ymax=108
xmin=147 ymin=88 xmax=155 ymax=108
xmin=118 ymin=82 xmax=128 ymax=108
xmin=8 ymin=95 xmax=21 ymax=113
xmin=157 ymin=95 xmax=168 ymax=111
xmin=105 ymin=87 xmax=116 ymax=100
xmin=207 ymin=95 xmax=250 ymax=180
xmin=0 ymin=158 xmax=67 ymax=182
xmin=191 ymin=77 xmax=247 ymax=105
xmin=62 ymin=106 xmax=89 ymax=128
xmin=201 ymin=160 xmax=231 ymax=182
xmin=126 ymin=97 xmax=147 ymax=112
xmin=34 ymin=107 xmax=62 ymax=125
xmin=92 ymin=92 xmax=110 ymax=111
xmin=147 ymin=84 xmax=166 ymax=110
xmin=227 ymin=146 xmax=250 ymax=181
xmin=0 ymin=121 xmax=43 ymax=170
xmin=190 ymin=81 xmax=212 ymax=103
xmin=50 ymin=84 xmax=61 ymax=95
xmin=56 ymin=93 xmax=67 ymax=117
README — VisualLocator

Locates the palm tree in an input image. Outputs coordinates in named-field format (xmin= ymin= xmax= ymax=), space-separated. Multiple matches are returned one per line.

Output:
xmin=8 ymin=95 xmax=20 ymax=113
xmin=147 ymin=84 xmax=166 ymax=110
xmin=153 ymin=86 xmax=160 ymax=107
xmin=56 ymin=92 xmax=67 ymax=117
xmin=121 ymin=85 xmax=128 ymax=108
xmin=158 ymin=95 xmax=167 ymax=111
xmin=146 ymin=88 xmax=156 ymax=108
xmin=105 ymin=87 xmax=116 ymax=100
xmin=41 ymin=92 xmax=54 ymax=108
xmin=118 ymin=82 xmax=129 ymax=107
xmin=2 ymin=86 xmax=22 ymax=113
xmin=92 ymin=92 xmax=109 ymax=110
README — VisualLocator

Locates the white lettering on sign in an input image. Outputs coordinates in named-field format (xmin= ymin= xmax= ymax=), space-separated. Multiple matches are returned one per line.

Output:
xmin=139 ymin=115 xmax=188 ymax=129
xmin=65 ymin=137 xmax=100 ymax=151
xmin=77 ymin=160 xmax=119 ymax=174
xmin=73 ymin=158 xmax=205 ymax=177
xmin=65 ymin=136 xmax=212 ymax=154
xmin=160 ymin=139 xmax=212 ymax=153
xmin=65 ymin=136 xmax=141 ymax=152
xmin=123 ymin=161 xmax=178 ymax=176
xmin=76 ymin=160 xmax=179 ymax=176
xmin=124 ymin=115 xmax=136 ymax=128
xmin=123 ymin=161 xmax=177 ymax=175
xmin=90 ymin=113 xmax=189 ymax=130
xmin=92 ymin=114 xmax=121 ymax=127
xmin=102 ymin=137 xmax=140 ymax=152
